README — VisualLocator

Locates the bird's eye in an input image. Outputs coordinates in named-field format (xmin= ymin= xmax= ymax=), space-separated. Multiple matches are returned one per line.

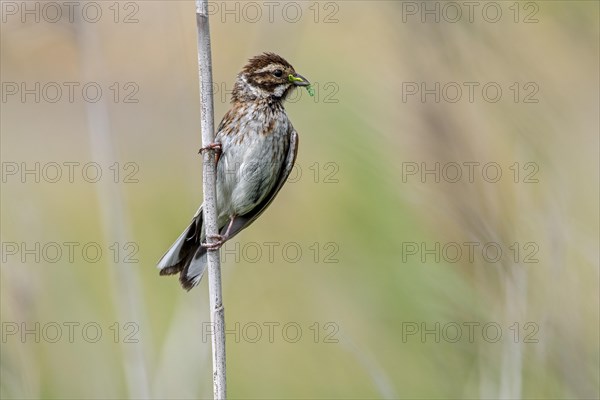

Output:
xmin=272 ymin=69 xmax=283 ymax=77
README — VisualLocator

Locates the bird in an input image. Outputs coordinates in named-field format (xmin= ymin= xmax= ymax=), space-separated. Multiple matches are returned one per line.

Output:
xmin=157 ymin=52 xmax=310 ymax=290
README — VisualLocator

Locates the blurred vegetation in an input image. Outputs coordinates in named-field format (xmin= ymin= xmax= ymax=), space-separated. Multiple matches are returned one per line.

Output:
xmin=1 ymin=1 xmax=598 ymax=399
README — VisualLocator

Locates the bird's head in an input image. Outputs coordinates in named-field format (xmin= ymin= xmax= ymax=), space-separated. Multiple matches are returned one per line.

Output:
xmin=232 ymin=52 xmax=310 ymax=103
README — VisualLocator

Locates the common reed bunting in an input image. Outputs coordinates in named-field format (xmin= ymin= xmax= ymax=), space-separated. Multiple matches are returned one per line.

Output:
xmin=157 ymin=52 xmax=310 ymax=290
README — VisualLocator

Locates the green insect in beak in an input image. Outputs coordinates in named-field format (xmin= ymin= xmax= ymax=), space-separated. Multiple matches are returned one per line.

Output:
xmin=289 ymin=74 xmax=314 ymax=97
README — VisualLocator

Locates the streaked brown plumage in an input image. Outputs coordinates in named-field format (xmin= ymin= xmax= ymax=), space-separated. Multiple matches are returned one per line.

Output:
xmin=157 ymin=53 xmax=310 ymax=290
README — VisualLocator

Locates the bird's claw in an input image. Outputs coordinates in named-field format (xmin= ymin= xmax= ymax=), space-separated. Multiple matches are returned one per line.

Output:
xmin=199 ymin=142 xmax=222 ymax=155
xmin=202 ymin=234 xmax=227 ymax=250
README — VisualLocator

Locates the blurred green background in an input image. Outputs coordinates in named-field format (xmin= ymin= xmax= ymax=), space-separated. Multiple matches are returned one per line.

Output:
xmin=1 ymin=1 xmax=598 ymax=399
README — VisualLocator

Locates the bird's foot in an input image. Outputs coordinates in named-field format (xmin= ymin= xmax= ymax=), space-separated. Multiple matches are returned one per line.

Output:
xmin=202 ymin=234 xmax=228 ymax=250
xmin=199 ymin=142 xmax=222 ymax=155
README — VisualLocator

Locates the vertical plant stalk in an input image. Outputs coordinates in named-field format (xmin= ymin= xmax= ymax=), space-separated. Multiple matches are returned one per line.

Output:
xmin=195 ymin=1 xmax=226 ymax=399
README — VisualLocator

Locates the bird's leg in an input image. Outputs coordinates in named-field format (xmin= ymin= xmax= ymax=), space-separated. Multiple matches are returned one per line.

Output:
xmin=199 ymin=142 xmax=222 ymax=164
xmin=222 ymin=215 xmax=236 ymax=238
xmin=202 ymin=216 xmax=236 ymax=250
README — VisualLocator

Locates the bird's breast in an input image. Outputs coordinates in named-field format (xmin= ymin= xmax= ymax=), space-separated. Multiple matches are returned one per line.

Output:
xmin=215 ymin=107 xmax=291 ymax=221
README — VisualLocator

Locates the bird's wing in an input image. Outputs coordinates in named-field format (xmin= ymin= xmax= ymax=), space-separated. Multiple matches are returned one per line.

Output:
xmin=220 ymin=129 xmax=299 ymax=239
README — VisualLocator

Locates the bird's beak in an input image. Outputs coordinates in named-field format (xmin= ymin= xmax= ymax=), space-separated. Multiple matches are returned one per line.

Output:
xmin=289 ymin=73 xmax=310 ymax=87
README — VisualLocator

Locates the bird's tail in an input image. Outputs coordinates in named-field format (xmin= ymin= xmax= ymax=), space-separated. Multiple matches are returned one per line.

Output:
xmin=157 ymin=207 xmax=208 ymax=290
